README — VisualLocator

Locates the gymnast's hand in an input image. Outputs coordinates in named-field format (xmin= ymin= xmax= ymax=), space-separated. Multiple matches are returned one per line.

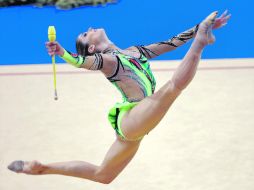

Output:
xmin=212 ymin=10 xmax=231 ymax=29
xmin=46 ymin=41 xmax=65 ymax=56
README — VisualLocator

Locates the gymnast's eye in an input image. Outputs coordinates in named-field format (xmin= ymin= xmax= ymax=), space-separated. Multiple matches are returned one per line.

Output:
xmin=83 ymin=32 xmax=87 ymax=37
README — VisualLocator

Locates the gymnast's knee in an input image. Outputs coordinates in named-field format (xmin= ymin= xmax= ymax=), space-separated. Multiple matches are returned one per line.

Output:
xmin=94 ymin=169 xmax=116 ymax=184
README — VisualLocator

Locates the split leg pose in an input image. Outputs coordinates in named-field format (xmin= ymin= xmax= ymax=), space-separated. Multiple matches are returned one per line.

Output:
xmin=8 ymin=11 xmax=230 ymax=184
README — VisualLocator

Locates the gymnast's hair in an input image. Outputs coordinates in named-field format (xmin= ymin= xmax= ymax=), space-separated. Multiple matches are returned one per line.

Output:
xmin=76 ymin=35 xmax=92 ymax=57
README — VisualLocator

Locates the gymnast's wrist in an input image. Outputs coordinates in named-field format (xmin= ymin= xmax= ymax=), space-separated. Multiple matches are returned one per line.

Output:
xmin=58 ymin=48 xmax=65 ymax=56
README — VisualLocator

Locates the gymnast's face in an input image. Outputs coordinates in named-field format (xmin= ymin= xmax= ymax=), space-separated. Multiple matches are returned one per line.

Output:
xmin=84 ymin=27 xmax=107 ymax=41
xmin=77 ymin=27 xmax=109 ymax=53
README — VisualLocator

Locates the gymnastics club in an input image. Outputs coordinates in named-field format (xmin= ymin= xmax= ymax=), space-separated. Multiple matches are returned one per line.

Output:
xmin=48 ymin=26 xmax=58 ymax=100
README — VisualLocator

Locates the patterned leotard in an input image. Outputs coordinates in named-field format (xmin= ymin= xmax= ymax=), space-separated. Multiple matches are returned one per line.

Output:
xmin=106 ymin=49 xmax=156 ymax=102
xmin=105 ymin=49 xmax=156 ymax=139
xmin=61 ymin=46 xmax=156 ymax=139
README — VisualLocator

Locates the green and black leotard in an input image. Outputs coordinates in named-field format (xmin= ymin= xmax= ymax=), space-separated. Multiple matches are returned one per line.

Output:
xmin=61 ymin=47 xmax=156 ymax=139
xmin=106 ymin=49 xmax=156 ymax=139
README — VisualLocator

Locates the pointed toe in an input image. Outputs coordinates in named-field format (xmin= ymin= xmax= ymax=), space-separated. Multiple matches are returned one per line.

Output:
xmin=8 ymin=160 xmax=24 ymax=173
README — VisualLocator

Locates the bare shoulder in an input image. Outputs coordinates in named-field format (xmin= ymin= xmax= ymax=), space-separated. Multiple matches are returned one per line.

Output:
xmin=122 ymin=46 xmax=141 ymax=58
xmin=125 ymin=46 xmax=139 ymax=54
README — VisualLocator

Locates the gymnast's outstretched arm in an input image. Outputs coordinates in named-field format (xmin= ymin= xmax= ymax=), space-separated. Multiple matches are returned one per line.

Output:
xmin=131 ymin=24 xmax=200 ymax=59
xmin=131 ymin=10 xmax=230 ymax=59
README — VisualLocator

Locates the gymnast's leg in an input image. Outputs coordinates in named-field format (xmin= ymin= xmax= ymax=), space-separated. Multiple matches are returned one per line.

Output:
xmin=8 ymin=136 xmax=141 ymax=184
xmin=120 ymin=11 xmax=218 ymax=140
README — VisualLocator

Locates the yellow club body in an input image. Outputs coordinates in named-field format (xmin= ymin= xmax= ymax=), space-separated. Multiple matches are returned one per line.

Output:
xmin=48 ymin=26 xmax=56 ymax=42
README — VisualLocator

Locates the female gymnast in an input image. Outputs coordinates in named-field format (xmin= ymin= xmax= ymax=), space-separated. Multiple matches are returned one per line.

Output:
xmin=8 ymin=11 xmax=230 ymax=184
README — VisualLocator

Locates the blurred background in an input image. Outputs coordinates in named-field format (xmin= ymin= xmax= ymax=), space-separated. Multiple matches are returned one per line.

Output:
xmin=0 ymin=0 xmax=253 ymax=65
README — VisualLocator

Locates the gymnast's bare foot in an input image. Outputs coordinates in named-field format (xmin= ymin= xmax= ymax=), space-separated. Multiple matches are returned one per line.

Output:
xmin=8 ymin=160 xmax=46 ymax=175
xmin=196 ymin=11 xmax=218 ymax=46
